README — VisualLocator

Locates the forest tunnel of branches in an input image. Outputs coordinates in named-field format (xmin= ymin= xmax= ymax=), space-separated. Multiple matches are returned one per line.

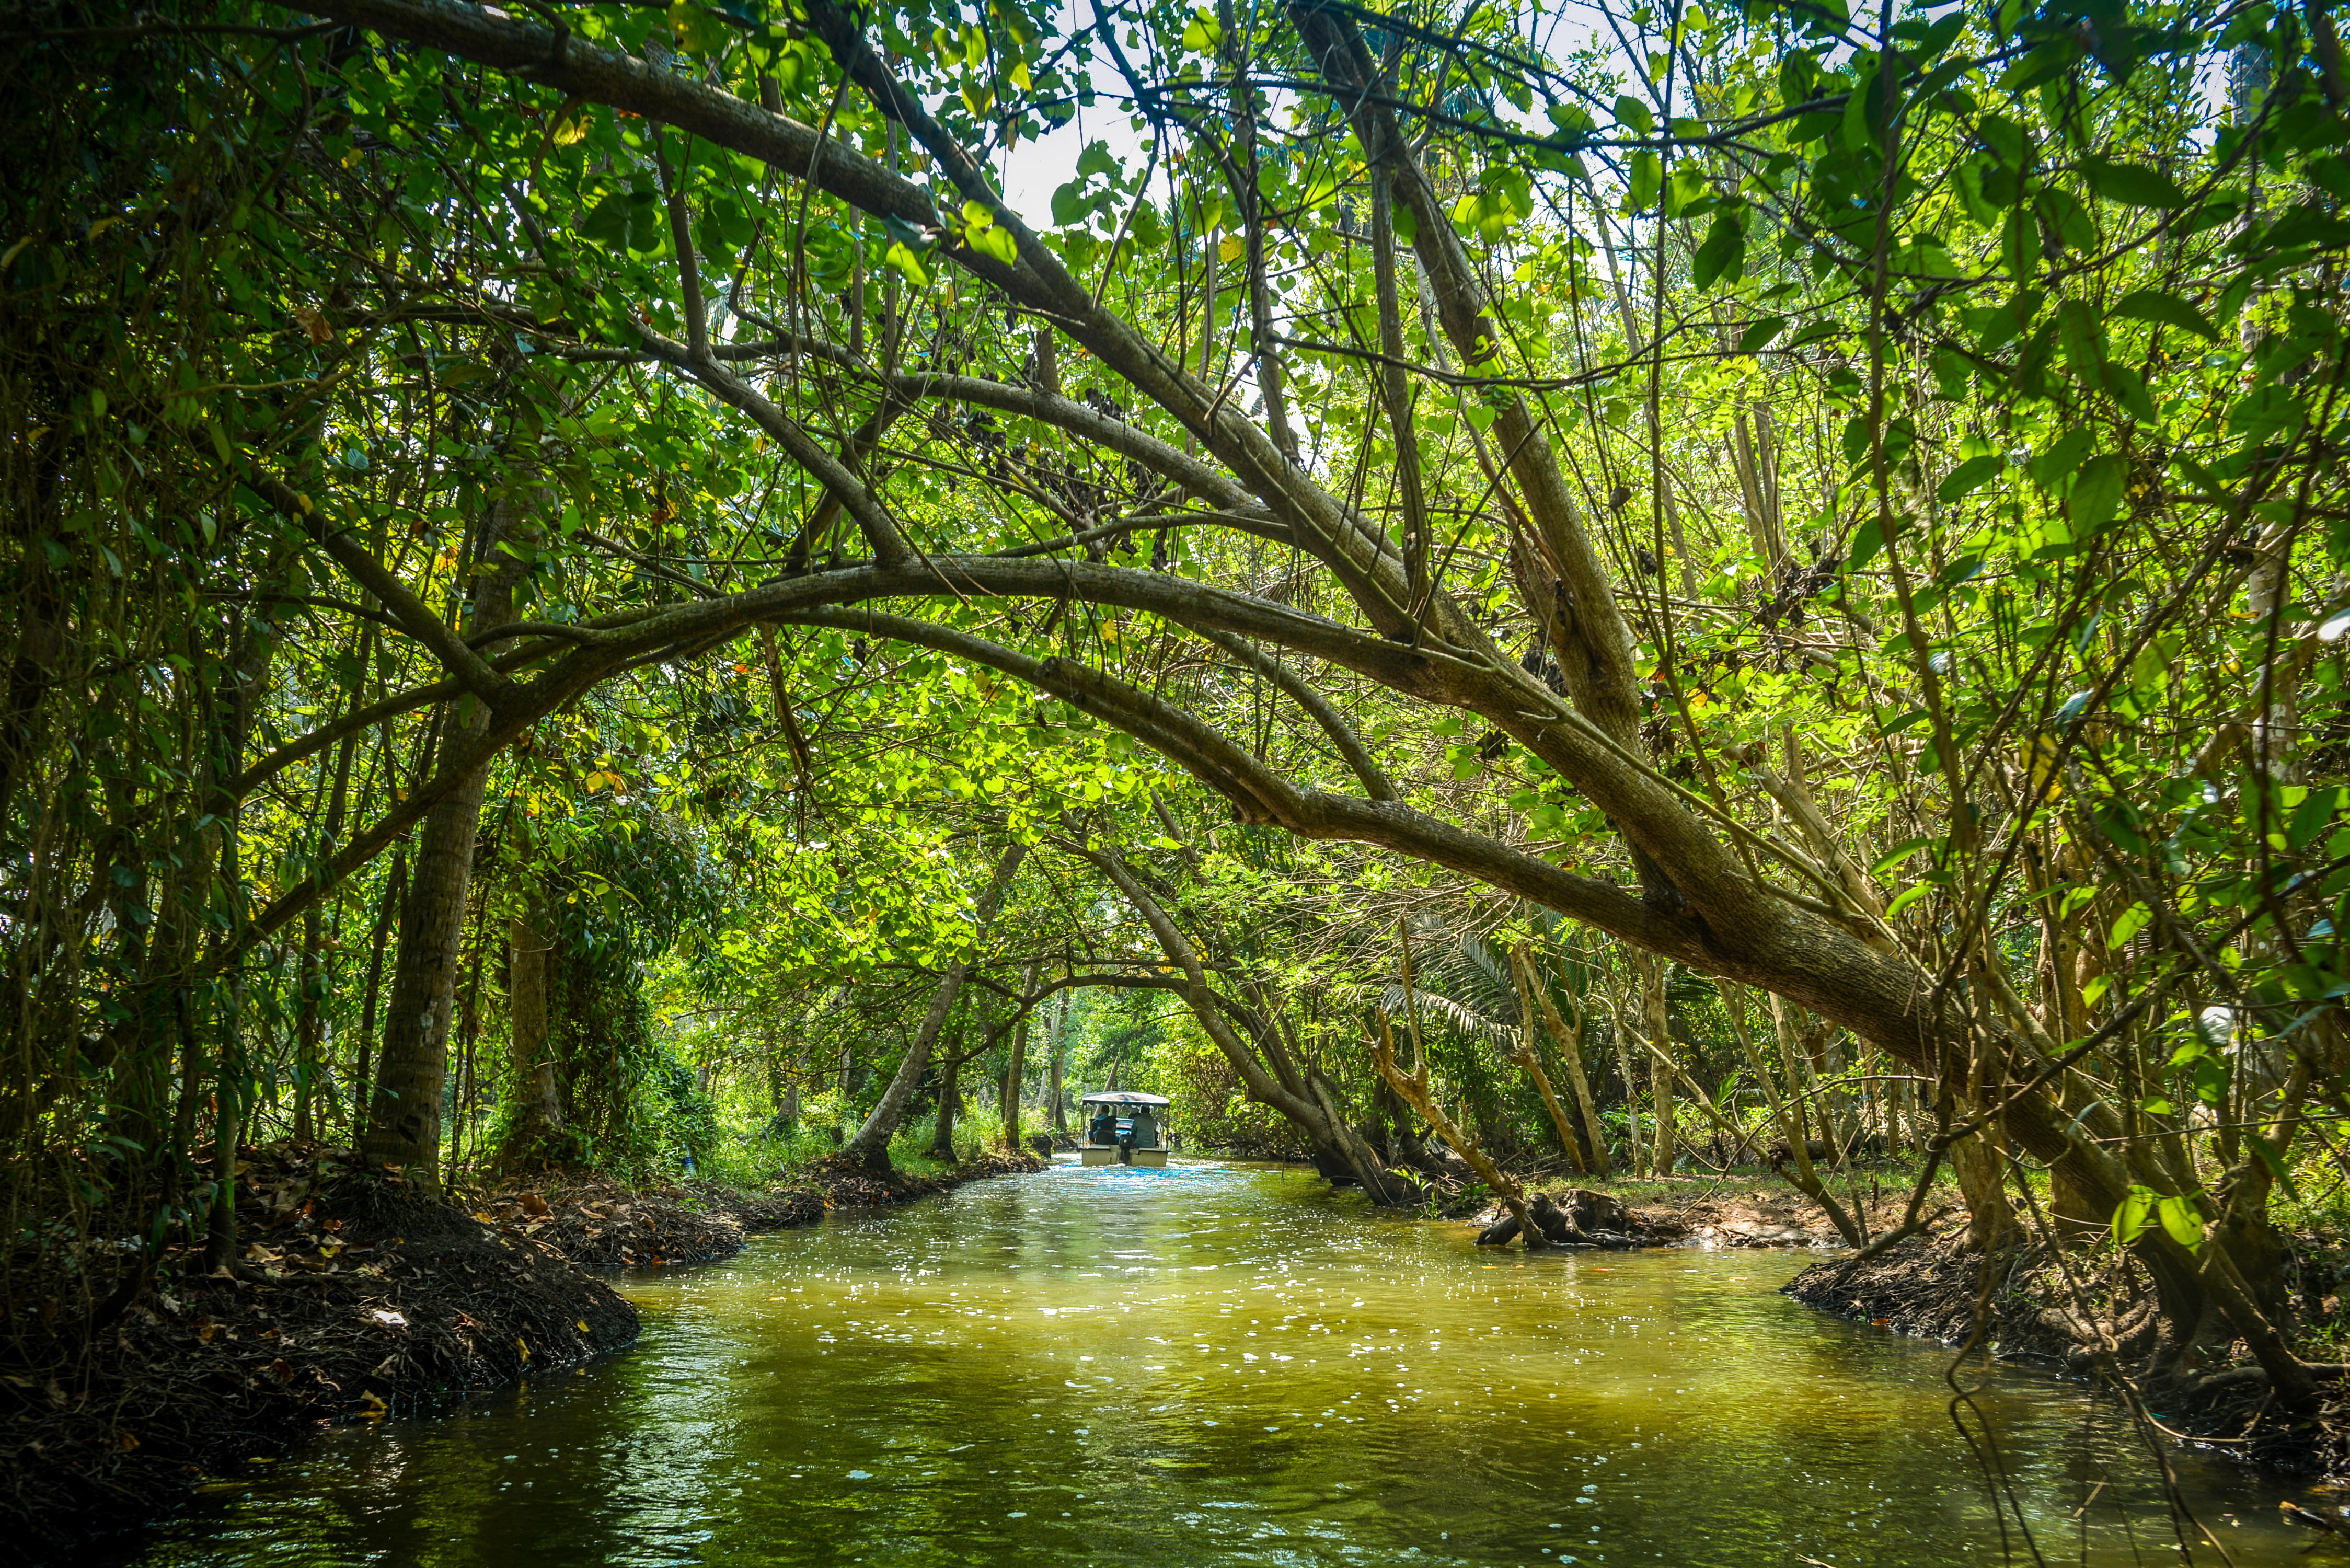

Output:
xmin=6 ymin=0 xmax=2350 ymax=1505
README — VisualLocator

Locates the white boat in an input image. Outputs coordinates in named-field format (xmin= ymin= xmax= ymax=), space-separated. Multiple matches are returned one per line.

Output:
xmin=1077 ymin=1091 xmax=1170 ymax=1167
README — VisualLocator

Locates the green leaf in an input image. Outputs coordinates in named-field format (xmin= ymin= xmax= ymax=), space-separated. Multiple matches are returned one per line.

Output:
xmin=1846 ymin=515 xmax=1883 ymax=572
xmin=1690 ymin=212 xmax=1745 ymax=289
xmin=1736 ymin=315 xmax=1785 ymax=355
xmin=962 ymin=202 xmax=1020 ymax=266
xmin=1936 ymin=454 xmax=2003 ymax=503
xmin=669 ymin=0 xmax=731 ymax=55
xmin=1614 ymin=93 xmax=1655 ymax=135
xmin=2078 ymin=155 xmax=2188 ymax=209
xmin=1627 ymin=151 xmax=1662 ymax=212
xmin=2155 ymin=1194 xmax=2203 ymax=1251
xmin=883 ymin=240 xmax=929 ymax=285
xmin=2029 ymin=427 xmax=2094 ymax=487
xmin=2110 ymin=1184 xmax=2153 ymax=1247
xmin=2070 ymin=453 xmax=2127 ymax=532
xmin=2113 ymin=287 xmax=2218 ymax=340
xmin=1884 ymin=883 xmax=1936 ymax=919
xmin=1871 ymin=836 xmax=1936 ymax=875
xmin=2291 ymin=787 xmax=2346 ymax=850
xmin=2056 ymin=297 xmax=2107 ymax=381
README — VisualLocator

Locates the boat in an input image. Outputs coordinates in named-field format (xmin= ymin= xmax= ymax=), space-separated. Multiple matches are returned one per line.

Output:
xmin=1077 ymin=1091 xmax=1170 ymax=1167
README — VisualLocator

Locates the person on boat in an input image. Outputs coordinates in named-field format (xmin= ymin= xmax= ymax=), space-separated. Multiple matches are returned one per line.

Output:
xmin=1128 ymin=1107 xmax=1157 ymax=1150
xmin=1088 ymin=1106 xmax=1117 ymax=1147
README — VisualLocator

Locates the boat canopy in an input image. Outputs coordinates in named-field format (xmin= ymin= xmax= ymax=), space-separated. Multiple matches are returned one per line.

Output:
xmin=1079 ymin=1091 xmax=1170 ymax=1108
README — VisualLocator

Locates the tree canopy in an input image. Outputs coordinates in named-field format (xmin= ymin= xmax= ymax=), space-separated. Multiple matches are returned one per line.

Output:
xmin=5 ymin=0 xmax=2348 ymax=1406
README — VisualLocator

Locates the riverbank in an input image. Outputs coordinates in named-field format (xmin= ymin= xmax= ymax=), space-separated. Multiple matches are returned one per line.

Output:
xmin=113 ymin=1156 xmax=2313 ymax=1567
xmin=4 ymin=1144 xmax=1044 ymax=1559
xmin=1784 ymin=1216 xmax=2350 ymax=1483
xmin=1461 ymin=1168 xmax=1932 ymax=1250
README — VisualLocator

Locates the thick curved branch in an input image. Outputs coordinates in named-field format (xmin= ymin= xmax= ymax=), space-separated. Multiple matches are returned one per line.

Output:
xmin=632 ymin=324 xmax=911 ymax=563
xmin=1199 ymin=628 xmax=1395 ymax=802
xmin=245 ymin=470 xmax=514 ymax=704
xmin=1288 ymin=4 xmax=1646 ymax=757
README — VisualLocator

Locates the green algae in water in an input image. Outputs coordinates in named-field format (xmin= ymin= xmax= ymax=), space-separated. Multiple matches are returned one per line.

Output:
xmin=131 ymin=1163 xmax=2318 ymax=1565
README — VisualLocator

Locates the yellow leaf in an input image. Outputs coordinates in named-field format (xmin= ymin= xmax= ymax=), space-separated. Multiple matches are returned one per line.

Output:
xmin=576 ymin=1319 xmax=591 ymax=1333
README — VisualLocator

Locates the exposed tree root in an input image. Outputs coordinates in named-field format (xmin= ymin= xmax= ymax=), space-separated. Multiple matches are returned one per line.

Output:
xmin=1785 ymin=1224 xmax=2350 ymax=1481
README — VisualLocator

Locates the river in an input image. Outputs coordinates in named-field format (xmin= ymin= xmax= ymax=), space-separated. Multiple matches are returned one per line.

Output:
xmin=131 ymin=1160 xmax=2315 ymax=1565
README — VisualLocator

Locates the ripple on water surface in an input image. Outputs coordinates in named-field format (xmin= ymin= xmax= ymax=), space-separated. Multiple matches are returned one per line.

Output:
xmin=129 ymin=1161 xmax=2313 ymax=1566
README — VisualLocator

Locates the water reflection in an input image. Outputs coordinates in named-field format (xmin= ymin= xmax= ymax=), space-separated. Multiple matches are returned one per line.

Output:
xmin=132 ymin=1161 xmax=2314 ymax=1566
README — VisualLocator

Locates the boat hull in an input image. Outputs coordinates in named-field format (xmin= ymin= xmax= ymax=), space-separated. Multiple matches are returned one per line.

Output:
xmin=1078 ymin=1146 xmax=1168 ymax=1167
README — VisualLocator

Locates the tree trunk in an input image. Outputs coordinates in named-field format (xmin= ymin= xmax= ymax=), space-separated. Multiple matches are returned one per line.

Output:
xmin=1719 ymin=979 xmax=1862 ymax=1245
xmin=1634 ymin=951 xmax=1677 ymax=1174
xmin=1049 ymin=995 xmax=1067 ymax=1134
xmin=359 ymin=497 xmax=532 ymax=1188
xmin=1002 ymin=960 xmax=1038 ymax=1149
xmin=838 ymin=840 xmax=1026 ymax=1170
xmin=1509 ymin=949 xmax=1585 ymax=1173
xmin=930 ymin=1043 xmax=960 ymax=1161
xmin=1948 ymin=1113 xmax=2013 ymax=1250
xmin=294 ymin=903 xmax=322 ymax=1144
xmin=1523 ymin=952 xmax=1610 ymax=1177
xmin=501 ymin=899 xmax=562 ymax=1165
xmin=1374 ymin=1010 xmax=1541 ymax=1247
xmin=1606 ymin=1000 xmax=1645 ymax=1177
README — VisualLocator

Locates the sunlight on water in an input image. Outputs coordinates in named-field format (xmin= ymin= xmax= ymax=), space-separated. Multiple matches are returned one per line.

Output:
xmin=131 ymin=1162 xmax=2317 ymax=1566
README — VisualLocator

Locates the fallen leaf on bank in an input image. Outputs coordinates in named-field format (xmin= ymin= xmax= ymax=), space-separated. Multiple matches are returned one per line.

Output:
xmin=367 ymin=1308 xmax=407 ymax=1330
xmin=196 ymin=1318 xmax=220 ymax=1343
xmin=519 ymin=1192 xmax=549 ymax=1217
xmin=576 ymin=1320 xmax=590 ymax=1333
xmin=357 ymin=1391 xmax=388 ymax=1419
xmin=116 ymin=1428 xmax=140 ymax=1450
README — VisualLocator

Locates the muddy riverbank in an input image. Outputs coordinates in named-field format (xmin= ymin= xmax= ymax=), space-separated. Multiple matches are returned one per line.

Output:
xmin=1784 ymin=1219 xmax=2350 ymax=1485
xmin=5 ymin=1145 xmax=1043 ymax=1559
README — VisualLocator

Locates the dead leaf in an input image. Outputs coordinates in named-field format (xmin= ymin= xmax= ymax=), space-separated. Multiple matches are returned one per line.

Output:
xmin=291 ymin=304 xmax=335 ymax=345
xmin=519 ymin=1192 xmax=550 ymax=1217
xmin=356 ymin=1391 xmax=388 ymax=1420
xmin=367 ymin=1308 xmax=407 ymax=1330
xmin=195 ymin=1317 xmax=220 ymax=1343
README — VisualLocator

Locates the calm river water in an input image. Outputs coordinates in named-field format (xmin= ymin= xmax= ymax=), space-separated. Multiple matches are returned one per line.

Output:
xmin=132 ymin=1160 xmax=2319 ymax=1566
